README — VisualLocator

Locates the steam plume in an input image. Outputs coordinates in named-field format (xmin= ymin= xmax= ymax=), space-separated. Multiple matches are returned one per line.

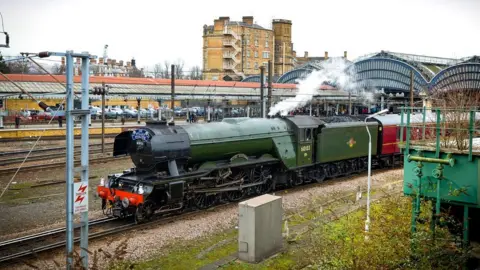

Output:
xmin=268 ymin=57 xmax=375 ymax=116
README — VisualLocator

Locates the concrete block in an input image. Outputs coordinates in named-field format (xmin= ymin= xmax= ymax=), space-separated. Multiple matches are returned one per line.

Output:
xmin=238 ymin=194 xmax=283 ymax=263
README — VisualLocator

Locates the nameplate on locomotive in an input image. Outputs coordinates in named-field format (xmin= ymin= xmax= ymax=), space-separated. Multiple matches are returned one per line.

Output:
xmin=131 ymin=129 xmax=151 ymax=142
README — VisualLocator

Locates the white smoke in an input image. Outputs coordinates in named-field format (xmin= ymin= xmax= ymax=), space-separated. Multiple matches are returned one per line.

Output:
xmin=268 ymin=57 xmax=376 ymax=116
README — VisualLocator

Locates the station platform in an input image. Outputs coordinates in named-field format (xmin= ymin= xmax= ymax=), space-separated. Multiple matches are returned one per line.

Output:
xmin=0 ymin=120 xmax=199 ymax=140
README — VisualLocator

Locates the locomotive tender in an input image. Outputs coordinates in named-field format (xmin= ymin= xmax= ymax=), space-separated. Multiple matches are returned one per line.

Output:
xmin=97 ymin=115 xmax=406 ymax=223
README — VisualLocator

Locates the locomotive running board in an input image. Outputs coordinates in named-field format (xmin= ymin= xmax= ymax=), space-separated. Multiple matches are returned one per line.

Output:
xmin=192 ymin=178 xmax=270 ymax=193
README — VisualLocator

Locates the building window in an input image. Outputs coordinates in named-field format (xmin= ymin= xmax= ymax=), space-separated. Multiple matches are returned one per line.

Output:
xmin=265 ymin=40 xmax=269 ymax=48
xmin=263 ymin=62 xmax=268 ymax=67
xmin=254 ymin=51 xmax=258 ymax=58
xmin=254 ymin=39 xmax=258 ymax=46
xmin=246 ymin=38 xmax=250 ymax=45
xmin=262 ymin=52 xmax=270 ymax=59
xmin=246 ymin=50 xmax=250 ymax=57
xmin=247 ymin=62 xmax=251 ymax=69
xmin=254 ymin=62 xmax=258 ymax=70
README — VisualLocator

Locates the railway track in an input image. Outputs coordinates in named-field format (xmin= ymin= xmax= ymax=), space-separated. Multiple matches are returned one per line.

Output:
xmin=0 ymin=169 xmax=403 ymax=265
xmin=0 ymin=156 xmax=130 ymax=174
xmin=0 ymin=217 xmax=123 ymax=263
xmin=0 ymin=143 xmax=114 ymax=157
xmin=0 ymin=147 xmax=114 ymax=166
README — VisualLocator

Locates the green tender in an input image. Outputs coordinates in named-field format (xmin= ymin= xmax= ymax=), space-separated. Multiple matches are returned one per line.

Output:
xmin=181 ymin=118 xmax=294 ymax=165
xmin=316 ymin=121 xmax=379 ymax=163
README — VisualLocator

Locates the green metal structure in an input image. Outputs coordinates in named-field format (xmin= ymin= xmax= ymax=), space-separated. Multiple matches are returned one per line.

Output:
xmin=401 ymin=106 xmax=480 ymax=248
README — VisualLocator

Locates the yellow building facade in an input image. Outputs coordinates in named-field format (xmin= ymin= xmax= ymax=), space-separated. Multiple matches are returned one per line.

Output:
xmin=202 ymin=16 xmax=294 ymax=81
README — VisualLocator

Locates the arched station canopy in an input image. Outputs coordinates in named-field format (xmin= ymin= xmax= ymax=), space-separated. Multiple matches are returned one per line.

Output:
xmin=352 ymin=57 xmax=429 ymax=94
xmin=276 ymin=61 xmax=324 ymax=84
xmin=429 ymin=57 xmax=480 ymax=92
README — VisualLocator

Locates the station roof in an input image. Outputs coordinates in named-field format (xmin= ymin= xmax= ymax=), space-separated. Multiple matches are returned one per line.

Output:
xmin=0 ymin=74 xmax=350 ymax=101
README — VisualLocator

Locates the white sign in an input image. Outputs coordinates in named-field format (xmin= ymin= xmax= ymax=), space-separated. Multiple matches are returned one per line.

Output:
xmin=74 ymin=182 xmax=89 ymax=214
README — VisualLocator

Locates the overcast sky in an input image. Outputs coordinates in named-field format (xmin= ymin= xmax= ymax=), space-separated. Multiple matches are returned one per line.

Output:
xmin=0 ymin=0 xmax=478 ymax=71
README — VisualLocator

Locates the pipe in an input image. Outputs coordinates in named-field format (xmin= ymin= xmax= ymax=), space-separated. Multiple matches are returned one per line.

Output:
xmin=267 ymin=60 xmax=273 ymax=115
xmin=407 ymin=154 xmax=455 ymax=167
xmin=260 ymin=66 xmax=265 ymax=118
xmin=171 ymin=64 xmax=175 ymax=110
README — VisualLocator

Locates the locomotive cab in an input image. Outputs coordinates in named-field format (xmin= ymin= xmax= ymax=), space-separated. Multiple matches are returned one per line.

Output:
xmin=283 ymin=116 xmax=325 ymax=166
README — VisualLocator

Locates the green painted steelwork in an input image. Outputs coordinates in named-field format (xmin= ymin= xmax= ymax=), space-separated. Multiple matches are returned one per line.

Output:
xmin=401 ymin=107 xmax=480 ymax=253
xmin=407 ymin=154 xmax=455 ymax=167
xmin=404 ymin=150 xmax=479 ymax=206
xmin=316 ymin=122 xmax=378 ymax=163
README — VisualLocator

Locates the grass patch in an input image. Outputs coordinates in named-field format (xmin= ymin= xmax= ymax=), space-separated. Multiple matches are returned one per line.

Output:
xmin=111 ymin=230 xmax=239 ymax=270
xmin=269 ymin=195 xmax=468 ymax=270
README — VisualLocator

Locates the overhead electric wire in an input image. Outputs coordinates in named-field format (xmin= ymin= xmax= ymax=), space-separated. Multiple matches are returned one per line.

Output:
xmin=0 ymin=58 xmax=71 ymax=200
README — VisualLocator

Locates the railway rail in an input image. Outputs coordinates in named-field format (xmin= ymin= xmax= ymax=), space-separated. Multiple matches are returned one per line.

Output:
xmin=0 ymin=169 xmax=403 ymax=265
xmin=0 ymin=147 xmax=114 ymax=166
xmin=0 ymin=143 xmax=114 ymax=157
xmin=0 ymin=156 xmax=130 ymax=174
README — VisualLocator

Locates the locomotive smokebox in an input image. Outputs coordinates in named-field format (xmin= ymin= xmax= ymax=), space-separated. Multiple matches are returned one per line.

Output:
xmin=113 ymin=123 xmax=191 ymax=173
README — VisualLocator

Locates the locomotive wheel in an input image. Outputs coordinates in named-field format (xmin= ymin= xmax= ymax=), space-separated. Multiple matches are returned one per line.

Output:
xmin=135 ymin=201 xmax=154 ymax=224
xmin=194 ymin=193 xmax=217 ymax=209
xmin=252 ymin=167 xmax=273 ymax=194
xmin=224 ymin=170 xmax=247 ymax=202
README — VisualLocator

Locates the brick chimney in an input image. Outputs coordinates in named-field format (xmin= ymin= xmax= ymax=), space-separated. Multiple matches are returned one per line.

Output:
xmin=304 ymin=51 xmax=309 ymax=58
xmin=344 ymin=51 xmax=348 ymax=59
xmin=324 ymin=51 xmax=329 ymax=60
xmin=126 ymin=61 xmax=131 ymax=67
xmin=242 ymin=16 xmax=254 ymax=25
xmin=111 ymin=59 xmax=117 ymax=66
xmin=107 ymin=59 xmax=112 ymax=66
xmin=214 ymin=19 xmax=224 ymax=31
xmin=99 ymin=57 xmax=104 ymax=65
xmin=119 ymin=60 xmax=124 ymax=67
xmin=292 ymin=50 xmax=296 ymax=57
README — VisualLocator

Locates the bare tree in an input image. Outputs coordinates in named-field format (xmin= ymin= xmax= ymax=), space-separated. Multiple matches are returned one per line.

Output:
xmin=0 ymin=53 xmax=10 ymax=73
xmin=51 ymin=63 xmax=64 ymax=75
xmin=174 ymin=59 xmax=185 ymax=79
xmin=189 ymin=65 xmax=203 ymax=80
xmin=6 ymin=60 xmax=31 ymax=73
xmin=153 ymin=63 xmax=163 ymax=78
xmin=162 ymin=61 xmax=170 ymax=78
xmin=430 ymin=89 xmax=480 ymax=151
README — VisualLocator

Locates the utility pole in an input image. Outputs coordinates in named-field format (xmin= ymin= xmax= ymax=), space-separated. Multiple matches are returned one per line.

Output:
xmin=36 ymin=50 xmax=96 ymax=270
xmin=260 ymin=66 xmax=265 ymax=118
xmin=410 ymin=70 xmax=414 ymax=112
xmin=101 ymin=82 xmax=106 ymax=154
xmin=171 ymin=64 xmax=175 ymax=111
xmin=267 ymin=60 xmax=273 ymax=115
xmin=137 ymin=97 xmax=141 ymax=124
xmin=348 ymin=92 xmax=352 ymax=115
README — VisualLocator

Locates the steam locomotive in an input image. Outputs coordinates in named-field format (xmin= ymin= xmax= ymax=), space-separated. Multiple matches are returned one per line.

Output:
xmin=97 ymin=114 xmax=420 ymax=223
